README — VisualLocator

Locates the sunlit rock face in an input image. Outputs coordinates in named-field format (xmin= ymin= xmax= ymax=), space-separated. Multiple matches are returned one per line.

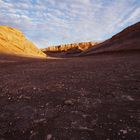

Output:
xmin=42 ymin=42 xmax=98 ymax=53
xmin=0 ymin=26 xmax=46 ymax=57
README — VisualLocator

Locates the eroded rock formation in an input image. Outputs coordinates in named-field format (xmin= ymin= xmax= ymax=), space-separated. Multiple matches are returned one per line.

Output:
xmin=42 ymin=42 xmax=98 ymax=53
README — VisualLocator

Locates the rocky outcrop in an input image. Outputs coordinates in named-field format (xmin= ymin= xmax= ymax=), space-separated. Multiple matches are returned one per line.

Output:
xmin=42 ymin=42 xmax=98 ymax=53
xmin=0 ymin=26 xmax=46 ymax=57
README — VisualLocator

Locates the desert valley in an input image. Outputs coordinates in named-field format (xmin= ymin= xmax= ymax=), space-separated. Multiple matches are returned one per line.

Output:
xmin=0 ymin=21 xmax=140 ymax=140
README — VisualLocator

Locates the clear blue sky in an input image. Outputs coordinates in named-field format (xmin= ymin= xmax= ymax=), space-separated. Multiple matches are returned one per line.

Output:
xmin=0 ymin=0 xmax=140 ymax=48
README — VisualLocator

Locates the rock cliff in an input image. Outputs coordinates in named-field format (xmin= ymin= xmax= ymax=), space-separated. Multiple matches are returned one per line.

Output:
xmin=42 ymin=42 xmax=98 ymax=53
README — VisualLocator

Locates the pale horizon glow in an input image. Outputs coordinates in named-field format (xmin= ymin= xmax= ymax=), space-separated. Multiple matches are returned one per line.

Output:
xmin=0 ymin=0 xmax=140 ymax=48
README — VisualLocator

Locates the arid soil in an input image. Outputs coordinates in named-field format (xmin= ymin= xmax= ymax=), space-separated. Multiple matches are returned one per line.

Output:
xmin=0 ymin=51 xmax=140 ymax=140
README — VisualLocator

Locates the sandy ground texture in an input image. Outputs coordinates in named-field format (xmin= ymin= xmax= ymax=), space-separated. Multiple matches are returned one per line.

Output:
xmin=0 ymin=52 xmax=140 ymax=140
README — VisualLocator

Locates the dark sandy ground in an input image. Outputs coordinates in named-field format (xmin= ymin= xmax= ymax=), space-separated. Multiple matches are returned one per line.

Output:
xmin=0 ymin=52 xmax=140 ymax=140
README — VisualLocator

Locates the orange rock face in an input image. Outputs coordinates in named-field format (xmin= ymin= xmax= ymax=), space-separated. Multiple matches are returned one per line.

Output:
xmin=42 ymin=42 xmax=98 ymax=53
xmin=0 ymin=26 xmax=46 ymax=57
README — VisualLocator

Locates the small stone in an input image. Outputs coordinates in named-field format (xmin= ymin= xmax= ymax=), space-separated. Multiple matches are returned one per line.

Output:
xmin=122 ymin=95 xmax=134 ymax=101
xmin=33 ymin=87 xmax=37 ymax=90
xmin=64 ymin=100 xmax=74 ymax=106
xmin=8 ymin=97 xmax=11 ymax=100
xmin=30 ymin=131 xmax=38 ymax=139
xmin=133 ymin=130 xmax=137 ymax=133
xmin=46 ymin=134 xmax=52 ymax=140
xmin=18 ymin=95 xmax=31 ymax=100
xmin=120 ymin=129 xmax=127 ymax=134
xmin=82 ymin=114 xmax=87 ymax=118
xmin=18 ymin=95 xmax=23 ymax=99
xmin=34 ymin=118 xmax=46 ymax=123
xmin=30 ymin=130 xmax=33 ymax=134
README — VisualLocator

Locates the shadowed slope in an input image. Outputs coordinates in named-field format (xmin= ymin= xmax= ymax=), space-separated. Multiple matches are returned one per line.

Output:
xmin=0 ymin=26 xmax=46 ymax=57
xmin=80 ymin=22 xmax=140 ymax=56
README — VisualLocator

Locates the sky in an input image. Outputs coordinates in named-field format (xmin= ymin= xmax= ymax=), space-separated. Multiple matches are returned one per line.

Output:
xmin=0 ymin=0 xmax=140 ymax=48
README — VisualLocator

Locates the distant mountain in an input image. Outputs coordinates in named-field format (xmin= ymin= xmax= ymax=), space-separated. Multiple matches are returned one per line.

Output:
xmin=42 ymin=42 xmax=98 ymax=57
xmin=80 ymin=22 xmax=140 ymax=56
xmin=0 ymin=26 xmax=46 ymax=57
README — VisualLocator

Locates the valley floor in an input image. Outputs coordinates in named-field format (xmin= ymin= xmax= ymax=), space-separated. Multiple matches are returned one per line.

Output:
xmin=0 ymin=52 xmax=140 ymax=140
